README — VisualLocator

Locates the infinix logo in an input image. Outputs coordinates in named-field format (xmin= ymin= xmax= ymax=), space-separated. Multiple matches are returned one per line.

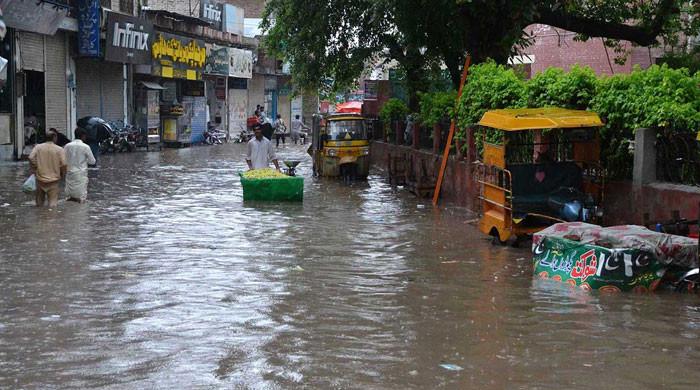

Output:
xmin=112 ymin=22 xmax=150 ymax=52
xmin=203 ymin=4 xmax=222 ymax=22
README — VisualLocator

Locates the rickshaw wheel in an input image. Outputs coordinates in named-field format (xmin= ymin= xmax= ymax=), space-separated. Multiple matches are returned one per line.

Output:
xmin=490 ymin=228 xmax=508 ymax=246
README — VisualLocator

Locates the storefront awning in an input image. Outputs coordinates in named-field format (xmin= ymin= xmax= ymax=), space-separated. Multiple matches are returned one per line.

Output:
xmin=139 ymin=81 xmax=166 ymax=90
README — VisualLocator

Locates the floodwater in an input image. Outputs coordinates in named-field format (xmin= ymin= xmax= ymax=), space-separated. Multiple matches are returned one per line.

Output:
xmin=1 ymin=142 xmax=699 ymax=389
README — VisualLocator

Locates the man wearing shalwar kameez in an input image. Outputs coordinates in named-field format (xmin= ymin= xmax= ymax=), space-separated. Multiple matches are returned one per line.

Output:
xmin=64 ymin=128 xmax=96 ymax=202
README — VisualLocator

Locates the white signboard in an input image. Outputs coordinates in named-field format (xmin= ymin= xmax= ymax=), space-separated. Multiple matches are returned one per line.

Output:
xmin=223 ymin=4 xmax=244 ymax=36
xmin=228 ymin=88 xmax=248 ymax=135
xmin=229 ymin=48 xmax=253 ymax=79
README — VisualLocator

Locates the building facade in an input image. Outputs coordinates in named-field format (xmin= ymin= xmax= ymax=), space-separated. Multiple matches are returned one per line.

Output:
xmin=520 ymin=24 xmax=663 ymax=77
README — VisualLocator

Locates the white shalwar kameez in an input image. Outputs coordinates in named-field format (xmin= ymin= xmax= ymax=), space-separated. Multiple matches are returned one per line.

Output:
xmin=246 ymin=136 xmax=277 ymax=169
xmin=64 ymin=139 xmax=96 ymax=201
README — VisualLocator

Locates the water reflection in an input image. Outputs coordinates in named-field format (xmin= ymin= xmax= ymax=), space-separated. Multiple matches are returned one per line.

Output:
xmin=0 ymin=144 xmax=699 ymax=389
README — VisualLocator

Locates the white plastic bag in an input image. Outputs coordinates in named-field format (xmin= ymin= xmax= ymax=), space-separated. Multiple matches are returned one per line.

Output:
xmin=22 ymin=174 xmax=36 ymax=193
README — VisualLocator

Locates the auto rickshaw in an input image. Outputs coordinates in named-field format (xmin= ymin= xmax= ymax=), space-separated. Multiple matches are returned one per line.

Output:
xmin=310 ymin=112 xmax=370 ymax=180
xmin=476 ymin=108 xmax=605 ymax=244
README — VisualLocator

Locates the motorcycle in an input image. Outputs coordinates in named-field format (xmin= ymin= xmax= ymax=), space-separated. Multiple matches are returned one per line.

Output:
xmin=204 ymin=123 xmax=227 ymax=145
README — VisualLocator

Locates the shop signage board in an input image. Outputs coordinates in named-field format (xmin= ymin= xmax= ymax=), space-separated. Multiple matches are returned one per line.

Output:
xmin=151 ymin=32 xmax=206 ymax=80
xmin=200 ymin=0 xmax=223 ymax=30
xmin=223 ymin=4 xmax=244 ymax=36
xmin=229 ymin=48 xmax=253 ymax=79
xmin=77 ymin=0 xmax=101 ymax=57
xmin=204 ymin=44 xmax=229 ymax=76
xmin=105 ymin=12 xmax=154 ymax=64
xmin=0 ymin=0 xmax=68 ymax=36
xmin=364 ymin=80 xmax=378 ymax=100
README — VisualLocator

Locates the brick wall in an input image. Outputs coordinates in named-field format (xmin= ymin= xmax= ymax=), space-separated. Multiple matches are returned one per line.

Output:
xmin=227 ymin=0 xmax=266 ymax=18
xmin=523 ymin=24 xmax=663 ymax=76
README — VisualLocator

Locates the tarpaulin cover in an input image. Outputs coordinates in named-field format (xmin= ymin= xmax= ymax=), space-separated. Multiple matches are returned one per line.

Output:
xmin=239 ymin=174 xmax=303 ymax=202
xmin=532 ymin=222 xmax=698 ymax=292
xmin=335 ymin=101 xmax=362 ymax=114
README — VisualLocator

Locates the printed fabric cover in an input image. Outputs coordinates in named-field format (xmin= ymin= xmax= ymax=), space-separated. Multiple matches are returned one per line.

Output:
xmin=533 ymin=222 xmax=698 ymax=269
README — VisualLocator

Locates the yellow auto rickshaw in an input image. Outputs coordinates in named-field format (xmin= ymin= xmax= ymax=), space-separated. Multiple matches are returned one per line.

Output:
xmin=476 ymin=108 xmax=605 ymax=244
xmin=310 ymin=113 xmax=370 ymax=180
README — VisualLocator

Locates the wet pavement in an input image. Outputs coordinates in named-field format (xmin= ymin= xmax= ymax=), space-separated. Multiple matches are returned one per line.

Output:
xmin=1 ymin=142 xmax=700 ymax=389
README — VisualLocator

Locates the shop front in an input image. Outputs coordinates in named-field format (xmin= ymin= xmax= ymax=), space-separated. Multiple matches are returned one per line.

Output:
xmin=204 ymin=44 xmax=229 ymax=137
xmin=144 ymin=31 xmax=207 ymax=146
xmin=228 ymin=47 xmax=252 ymax=138
xmin=0 ymin=0 xmax=70 ymax=160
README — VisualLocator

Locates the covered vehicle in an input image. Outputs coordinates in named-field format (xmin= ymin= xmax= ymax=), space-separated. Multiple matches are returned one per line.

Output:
xmin=335 ymin=101 xmax=362 ymax=114
xmin=310 ymin=113 xmax=370 ymax=180
xmin=77 ymin=116 xmax=114 ymax=145
xmin=533 ymin=222 xmax=699 ymax=292
xmin=476 ymin=108 xmax=605 ymax=244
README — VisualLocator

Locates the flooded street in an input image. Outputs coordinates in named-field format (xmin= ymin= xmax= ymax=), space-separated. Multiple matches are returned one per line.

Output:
xmin=1 ymin=143 xmax=700 ymax=389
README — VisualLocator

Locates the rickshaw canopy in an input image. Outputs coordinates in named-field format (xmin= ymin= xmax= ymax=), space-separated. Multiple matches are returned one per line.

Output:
xmin=335 ymin=101 xmax=363 ymax=114
xmin=478 ymin=108 xmax=603 ymax=131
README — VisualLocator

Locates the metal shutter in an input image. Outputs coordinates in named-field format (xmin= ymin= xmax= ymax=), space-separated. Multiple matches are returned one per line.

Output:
xmin=44 ymin=32 xmax=68 ymax=133
xmin=19 ymin=32 xmax=44 ymax=72
xmin=76 ymin=59 xmax=124 ymax=122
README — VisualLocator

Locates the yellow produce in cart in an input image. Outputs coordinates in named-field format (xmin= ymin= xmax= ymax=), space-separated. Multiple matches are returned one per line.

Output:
xmin=240 ymin=168 xmax=303 ymax=201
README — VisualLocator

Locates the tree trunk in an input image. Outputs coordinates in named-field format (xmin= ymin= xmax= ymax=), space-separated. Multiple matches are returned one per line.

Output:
xmin=395 ymin=121 xmax=404 ymax=145
xmin=433 ymin=123 xmax=442 ymax=154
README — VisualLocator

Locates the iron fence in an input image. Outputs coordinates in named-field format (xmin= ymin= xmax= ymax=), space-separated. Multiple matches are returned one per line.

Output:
xmin=656 ymin=131 xmax=700 ymax=186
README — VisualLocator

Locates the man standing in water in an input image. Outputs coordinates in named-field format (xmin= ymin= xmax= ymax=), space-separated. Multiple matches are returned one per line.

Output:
xmin=28 ymin=129 xmax=66 ymax=207
xmin=246 ymin=124 xmax=280 ymax=170
xmin=64 ymin=128 xmax=96 ymax=202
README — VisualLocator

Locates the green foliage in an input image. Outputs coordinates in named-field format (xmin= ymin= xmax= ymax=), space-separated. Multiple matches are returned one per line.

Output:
xmin=379 ymin=98 xmax=410 ymax=125
xmin=456 ymin=62 xmax=527 ymax=130
xmin=590 ymin=64 xmax=700 ymax=179
xmin=592 ymin=64 xmax=700 ymax=133
xmin=418 ymin=91 xmax=457 ymax=126
xmin=527 ymin=65 xmax=597 ymax=109
xmin=262 ymin=0 xmax=693 ymax=101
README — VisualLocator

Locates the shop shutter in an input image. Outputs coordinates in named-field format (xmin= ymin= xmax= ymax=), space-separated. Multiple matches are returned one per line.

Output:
xmin=19 ymin=32 xmax=44 ymax=72
xmin=76 ymin=59 xmax=124 ymax=123
xmin=44 ymin=32 xmax=68 ymax=134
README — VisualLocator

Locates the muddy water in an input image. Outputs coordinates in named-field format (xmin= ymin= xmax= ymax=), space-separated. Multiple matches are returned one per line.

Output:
xmin=1 ymin=143 xmax=699 ymax=389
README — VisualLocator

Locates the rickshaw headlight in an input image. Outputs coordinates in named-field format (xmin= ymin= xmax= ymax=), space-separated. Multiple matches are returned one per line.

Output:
xmin=361 ymin=147 xmax=370 ymax=156
xmin=327 ymin=148 xmax=337 ymax=157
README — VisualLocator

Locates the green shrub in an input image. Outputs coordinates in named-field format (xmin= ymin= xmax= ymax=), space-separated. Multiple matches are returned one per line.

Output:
xmin=527 ymin=65 xmax=596 ymax=109
xmin=456 ymin=61 xmax=527 ymax=130
xmin=379 ymin=98 xmax=409 ymax=125
xmin=418 ymin=91 xmax=457 ymax=127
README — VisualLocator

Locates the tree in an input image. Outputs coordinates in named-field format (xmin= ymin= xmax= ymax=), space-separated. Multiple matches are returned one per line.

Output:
xmin=262 ymin=0 xmax=698 ymax=107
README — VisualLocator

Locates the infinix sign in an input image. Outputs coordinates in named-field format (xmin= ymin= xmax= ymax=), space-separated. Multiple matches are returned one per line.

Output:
xmin=112 ymin=23 xmax=149 ymax=51
xmin=201 ymin=0 xmax=223 ymax=30
xmin=105 ymin=12 xmax=154 ymax=64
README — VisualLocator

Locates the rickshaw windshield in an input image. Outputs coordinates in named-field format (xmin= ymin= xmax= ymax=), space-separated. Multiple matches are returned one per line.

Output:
xmin=328 ymin=120 xmax=367 ymax=140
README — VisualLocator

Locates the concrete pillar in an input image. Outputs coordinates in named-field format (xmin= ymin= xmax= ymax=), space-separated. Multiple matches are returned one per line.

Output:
xmin=633 ymin=127 xmax=656 ymax=186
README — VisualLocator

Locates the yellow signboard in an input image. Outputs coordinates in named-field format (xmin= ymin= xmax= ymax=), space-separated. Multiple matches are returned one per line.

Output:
xmin=151 ymin=32 xmax=206 ymax=80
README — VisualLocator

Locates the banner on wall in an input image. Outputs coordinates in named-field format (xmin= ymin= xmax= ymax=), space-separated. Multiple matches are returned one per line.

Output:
xmin=204 ymin=44 xmax=229 ymax=75
xmin=77 ymin=0 xmax=101 ymax=57
xmin=228 ymin=48 xmax=252 ymax=79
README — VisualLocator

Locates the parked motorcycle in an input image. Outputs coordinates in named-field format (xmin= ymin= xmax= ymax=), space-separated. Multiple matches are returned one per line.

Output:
xmin=204 ymin=122 xmax=227 ymax=145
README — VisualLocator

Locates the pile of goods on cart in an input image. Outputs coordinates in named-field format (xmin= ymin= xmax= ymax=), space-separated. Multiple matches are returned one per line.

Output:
xmin=239 ymin=167 xmax=303 ymax=202
xmin=533 ymin=222 xmax=699 ymax=293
